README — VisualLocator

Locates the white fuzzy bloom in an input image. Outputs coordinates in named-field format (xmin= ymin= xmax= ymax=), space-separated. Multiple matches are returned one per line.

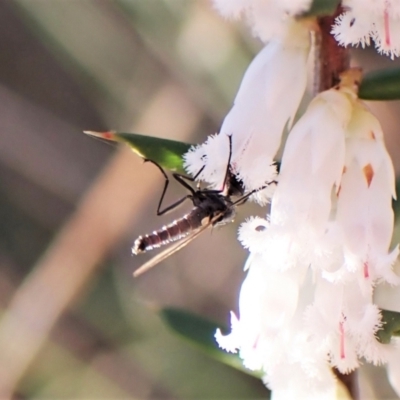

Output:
xmin=184 ymin=21 xmax=310 ymax=204
xmin=305 ymin=277 xmax=390 ymax=374
xmin=216 ymin=68 xmax=400 ymax=398
xmin=238 ymin=216 xmax=270 ymax=255
xmin=203 ymin=0 xmax=400 ymax=393
xmin=215 ymin=254 xmax=301 ymax=370
xmin=216 ymin=256 xmax=338 ymax=399
xmin=212 ymin=0 xmax=312 ymax=43
xmin=259 ymin=87 xmax=353 ymax=270
xmin=332 ymin=0 xmax=400 ymax=59
xmin=336 ymin=101 xmax=399 ymax=285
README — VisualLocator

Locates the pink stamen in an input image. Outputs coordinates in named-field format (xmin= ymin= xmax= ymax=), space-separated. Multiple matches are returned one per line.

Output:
xmin=364 ymin=262 xmax=369 ymax=279
xmin=384 ymin=1 xmax=391 ymax=47
xmin=339 ymin=321 xmax=345 ymax=359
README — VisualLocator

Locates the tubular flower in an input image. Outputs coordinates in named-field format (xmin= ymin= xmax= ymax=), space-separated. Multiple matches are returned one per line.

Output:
xmin=187 ymin=1 xmax=400 ymax=398
xmin=336 ymin=100 xmax=399 ymax=287
xmin=332 ymin=0 xmax=400 ymax=59
xmin=256 ymin=85 xmax=353 ymax=270
xmin=216 ymin=69 xmax=400 ymax=398
xmin=184 ymin=21 xmax=311 ymax=204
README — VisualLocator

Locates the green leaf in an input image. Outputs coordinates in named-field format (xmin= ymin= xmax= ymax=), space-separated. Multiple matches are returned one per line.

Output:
xmin=160 ymin=307 xmax=262 ymax=379
xmin=301 ymin=0 xmax=340 ymax=17
xmin=359 ymin=68 xmax=400 ymax=101
xmin=84 ymin=131 xmax=192 ymax=173
xmin=377 ymin=309 xmax=400 ymax=344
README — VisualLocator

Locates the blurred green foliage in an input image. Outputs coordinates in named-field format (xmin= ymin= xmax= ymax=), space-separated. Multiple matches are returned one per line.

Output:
xmin=360 ymin=68 xmax=400 ymax=100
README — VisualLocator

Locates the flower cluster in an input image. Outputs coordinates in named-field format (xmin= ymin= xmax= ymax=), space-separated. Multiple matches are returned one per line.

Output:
xmin=183 ymin=0 xmax=400 ymax=398
xmin=215 ymin=69 xmax=399 ymax=398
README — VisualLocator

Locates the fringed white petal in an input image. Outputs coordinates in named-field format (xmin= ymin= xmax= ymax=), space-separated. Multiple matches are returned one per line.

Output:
xmin=215 ymin=311 xmax=240 ymax=353
xmin=238 ymin=217 xmax=269 ymax=253
xmin=183 ymin=134 xmax=230 ymax=188
xmin=330 ymin=335 xmax=360 ymax=374
xmin=216 ymin=254 xmax=301 ymax=371
xmin=333 ymin=0 xmax=400 ymax=58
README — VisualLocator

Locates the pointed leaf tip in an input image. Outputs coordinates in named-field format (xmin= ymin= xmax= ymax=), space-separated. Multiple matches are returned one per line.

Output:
xmin=83 ymin=130 xmax=117 ymax=140
xmin=85 ymin=131 xmax=192 ymax=173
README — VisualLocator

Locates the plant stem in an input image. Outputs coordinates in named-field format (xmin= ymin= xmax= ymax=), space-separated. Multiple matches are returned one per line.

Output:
xmin=314 ymin=6 xmax=350 ymax=93
xmin=314 ymin=5 xmax=358 ymax=400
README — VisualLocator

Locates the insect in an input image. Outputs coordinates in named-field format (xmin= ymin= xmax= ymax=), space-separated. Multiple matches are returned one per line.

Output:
xmin=132 ymin=135 xmax=272 ymax=277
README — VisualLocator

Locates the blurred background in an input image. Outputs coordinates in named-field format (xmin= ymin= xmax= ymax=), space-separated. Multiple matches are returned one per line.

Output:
xmin=1 ymin=0 xmax=400 ymax=398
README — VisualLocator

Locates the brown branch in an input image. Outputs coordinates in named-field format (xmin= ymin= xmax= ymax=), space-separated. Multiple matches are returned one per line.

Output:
xmin=314 ymin=6 xmax=351 ymax=93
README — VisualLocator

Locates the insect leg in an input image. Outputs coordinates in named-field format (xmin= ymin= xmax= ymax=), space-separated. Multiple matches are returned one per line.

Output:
xmin=172 ymin=164 xmax=205 ymax=183
xmin=171 ymin=162 xmax=206 ymax=192
xmin=232 ymin=187 xmax=262 ymax=206
xmin=144 ymin=158 xmax=192 ymax=216
xmin=156 ymin=194 xmax=192 ymax=215
xmin=192 ymin=164 xmax=206 ymax=180
xmin=200 ymin=189 xmax=223 ymax=194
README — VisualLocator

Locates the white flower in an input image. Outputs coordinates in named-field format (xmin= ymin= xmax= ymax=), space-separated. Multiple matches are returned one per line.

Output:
xmin=332 ymin=0 xmax=400 ymax=59
xmin=184 ymin=21 xmax=310 ymax=204
xmin=259 ymin=85 xmax=353 ymax=270
xmin=216 ymin=255 xmax=338 ymax=399
xmin=336 ymin=100 xmax=399 ymax=285
xmin=215 ymin=254 xmax=301 ymax=369
xmin=212 ymin=0 xmax=312 ymax=43
xmin=305 ymin=276 xmax=389 ymax=373
xmin=216 ymin=68 xmax=400 ymax=398
xmin=202 ymin=0 xmax=400 ymax=395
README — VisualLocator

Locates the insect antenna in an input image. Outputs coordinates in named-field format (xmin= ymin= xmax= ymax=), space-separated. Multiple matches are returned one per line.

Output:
xmin=232 ymin=178 xmax=278 ymax=206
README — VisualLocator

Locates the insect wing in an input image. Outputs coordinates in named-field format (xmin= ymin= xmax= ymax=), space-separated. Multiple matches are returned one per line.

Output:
xmin=133 ymin=221 xmax=212 ymax=277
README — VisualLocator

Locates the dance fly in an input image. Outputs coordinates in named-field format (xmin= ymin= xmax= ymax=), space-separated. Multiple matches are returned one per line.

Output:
xmin=132 ymin=135 xmax=272 ymax=277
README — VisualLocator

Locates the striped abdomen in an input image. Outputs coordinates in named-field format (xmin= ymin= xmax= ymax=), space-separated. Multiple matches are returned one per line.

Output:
xmin=132 ymin=209 xmax=208 ymax=254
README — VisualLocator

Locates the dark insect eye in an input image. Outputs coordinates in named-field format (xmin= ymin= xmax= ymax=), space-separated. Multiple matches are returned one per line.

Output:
xmin=350 ymin=18 xmax=355 ymax=27
xmin=255 ymin=225 xmax=267 ymax=232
